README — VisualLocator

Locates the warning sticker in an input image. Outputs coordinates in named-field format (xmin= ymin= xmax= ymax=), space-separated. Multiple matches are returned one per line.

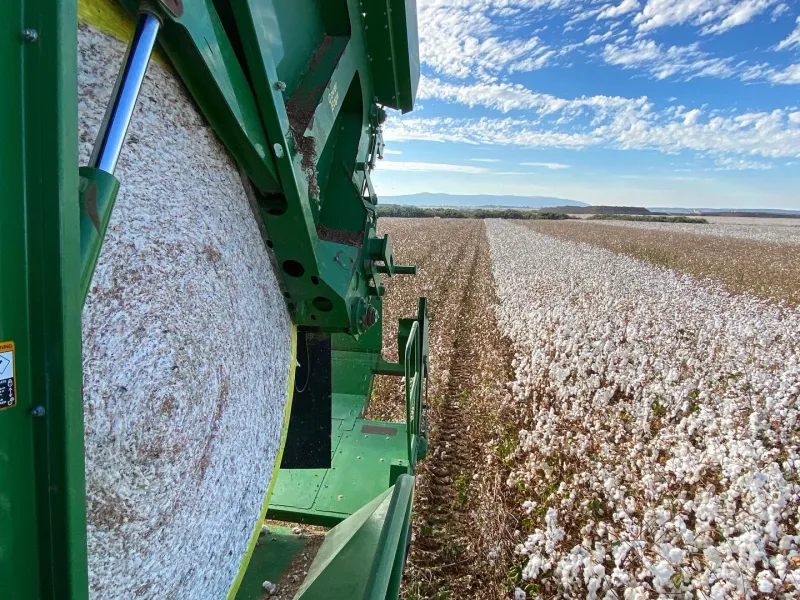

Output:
xmin=0 ymin=341 xmax=16 ymax=411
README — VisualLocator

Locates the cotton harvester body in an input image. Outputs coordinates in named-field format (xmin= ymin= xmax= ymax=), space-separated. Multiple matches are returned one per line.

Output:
xmin=0 ymin=0 xmax=428 ymax=598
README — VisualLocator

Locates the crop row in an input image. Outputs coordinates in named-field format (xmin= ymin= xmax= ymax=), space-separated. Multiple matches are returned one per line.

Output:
xmin=486 ymin=220 xmax=800 ymax=599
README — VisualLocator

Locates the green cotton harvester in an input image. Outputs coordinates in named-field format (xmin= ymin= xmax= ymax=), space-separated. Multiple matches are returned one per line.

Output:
xmin=1 ymin=0 xmax=428 ymax=598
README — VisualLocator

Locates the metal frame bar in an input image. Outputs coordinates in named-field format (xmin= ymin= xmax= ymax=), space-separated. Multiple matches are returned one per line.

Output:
xmin=0 ymin=0 xmax=88 ymax=596
xmin=89 ymin=11 xmax=160 ymax=174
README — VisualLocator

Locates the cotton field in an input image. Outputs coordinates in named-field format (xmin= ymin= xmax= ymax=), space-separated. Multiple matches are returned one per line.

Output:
xmin=587 ymin=218 xmax=800 ymax=245
xmin=485 ymin=220 xmax=800 ymax=599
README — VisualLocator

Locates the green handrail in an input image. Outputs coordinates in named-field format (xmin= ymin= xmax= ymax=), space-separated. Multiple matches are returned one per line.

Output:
xmin=403 ymin=321 xmax=422 ymax=467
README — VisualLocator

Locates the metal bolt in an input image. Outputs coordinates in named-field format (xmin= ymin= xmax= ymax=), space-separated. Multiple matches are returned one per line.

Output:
xmin=273 ymin=81 xmax=286 ymax=92
xmin=30 ymin=405 xmax=46 ymax=417
xmin=22 ymin=28 xmax=38 ymax=42
xmin=273 ymin=143 xmax=284 ymax=158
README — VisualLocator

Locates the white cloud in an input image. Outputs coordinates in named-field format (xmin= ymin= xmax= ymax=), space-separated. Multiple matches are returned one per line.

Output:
xmin=418 ymin=75 xmax=649 ymax=115
xmin=683 ymin=108 xmax=702 ymax=125
xmin=772 ymin=3 xmax=790 ymax=20
xmin=470 ymin=158 xmax=502 ymax=162
xmin=384 ymin=96 xmax=800 ymax=162
xmin=713 ymin=156 xmax=775 ymax=170
xmin=631 ymin=0 xmax=778 ymax=34
xmin=383 ymin=148 xmax=403 ymax=155
xmin=598 ymin=0 xmax=640 ymax=20
xmin=377 ymin=161 xmax=488 ymax=174
xmin=769 ymin=63 xmax=800 ymax=83
xmin=600 ymin=37 xmax=800 ymax=83
xmin=416 ymin=1 xmax=561 ymax=79
xmin=603 ymin=39 xmax=738 ymax=80
xmin=520 ymin=162 xmax=572 ymax=169
xmin=704 ymin=0 xmax=779 ymax=34
xmin=776 ymin=17 xmax=800 ymax=50
xmin=584 ymin=30 xmax=616 ymax=45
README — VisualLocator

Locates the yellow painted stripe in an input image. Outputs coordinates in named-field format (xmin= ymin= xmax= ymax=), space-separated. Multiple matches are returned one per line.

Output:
xmin=226 ymin=324 xmax=298 ymax=600
xmin=78 ymin=0 xmax=167 ymax=65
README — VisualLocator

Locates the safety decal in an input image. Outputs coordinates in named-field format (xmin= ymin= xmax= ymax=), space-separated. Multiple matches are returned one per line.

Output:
xmin=0 ymin=341 xmax=16 ymax=411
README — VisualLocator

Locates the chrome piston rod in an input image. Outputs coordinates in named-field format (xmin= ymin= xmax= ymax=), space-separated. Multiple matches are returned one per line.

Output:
xmin=89 ymin=12 xmax=160 ymax=174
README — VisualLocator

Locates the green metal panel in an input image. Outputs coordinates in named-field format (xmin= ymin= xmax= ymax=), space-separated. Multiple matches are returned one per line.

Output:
xmin=0 ymin=0 xmax=88 ymax=597
xmin=314 ymin=422 xmax=409 ymax=515
xmin=269 ymin=419 xmax=409 ymax=526
xmin=362 ymin=0 xmax=419 ymax=113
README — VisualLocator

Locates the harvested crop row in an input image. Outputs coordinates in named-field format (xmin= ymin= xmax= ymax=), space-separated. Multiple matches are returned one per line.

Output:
xmin=486 ymin=220 xmax=800 ymax=599
xmin=370 ymin=218 xmax=485 ymax=420
xmin=523 ymin=219 xmax=800 ymax=307
xmin=584 ymin=218 xmax=800 ymax=245
xmin=373 ymin=219 xmax=522 ymax=598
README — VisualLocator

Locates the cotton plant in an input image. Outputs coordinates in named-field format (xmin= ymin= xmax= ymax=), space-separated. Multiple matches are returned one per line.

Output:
xmin=589 ymin=219 xmax=800 ymax=245
xmin=486 ymin=220 xmax=800 ymax=598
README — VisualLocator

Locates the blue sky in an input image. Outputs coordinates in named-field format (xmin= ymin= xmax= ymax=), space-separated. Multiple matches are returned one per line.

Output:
xmin=371 ymin=0 xmax=800 ymax=209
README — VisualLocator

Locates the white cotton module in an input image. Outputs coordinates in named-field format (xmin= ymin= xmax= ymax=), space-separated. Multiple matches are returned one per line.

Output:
xmin=79 ymin=22 xmax=292 ymax=600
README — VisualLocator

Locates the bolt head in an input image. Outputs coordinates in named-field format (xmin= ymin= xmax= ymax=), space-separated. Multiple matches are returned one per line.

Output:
xmin=30 ymin=405 xmax=46 ymax=417
xmin=273 ymin=143 xmax=284 ymax=158
xmin=22 ymin=28 xmax=38 ymax=42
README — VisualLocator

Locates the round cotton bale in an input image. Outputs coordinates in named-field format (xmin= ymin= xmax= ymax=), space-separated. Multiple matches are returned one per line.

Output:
xmin=78 ymin=18 xmax=292 ymax=600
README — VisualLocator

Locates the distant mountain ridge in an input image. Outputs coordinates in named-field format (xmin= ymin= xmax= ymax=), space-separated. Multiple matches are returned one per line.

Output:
xmin=380 ymin=192 xmax=589 ymax=208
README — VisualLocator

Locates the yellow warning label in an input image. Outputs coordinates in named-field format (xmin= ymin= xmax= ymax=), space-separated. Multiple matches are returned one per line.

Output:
xmin=0 ymin=341 xmax=16 ymax=411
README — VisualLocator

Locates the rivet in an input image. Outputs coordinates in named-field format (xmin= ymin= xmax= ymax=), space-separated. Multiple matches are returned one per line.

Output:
xmin=274 ymin=81 xmax=286 ymax=91
xmin=273 ymin=143 xmax=284 ymax=158
xmin=30 ymin=405 xmax=46 ymax=417
xmin=22 ymin=28 xmax=38 ymax=42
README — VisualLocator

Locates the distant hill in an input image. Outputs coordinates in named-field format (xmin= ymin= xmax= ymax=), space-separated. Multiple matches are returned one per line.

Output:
xmin=380 ymin=192 xmax=589 ymax=208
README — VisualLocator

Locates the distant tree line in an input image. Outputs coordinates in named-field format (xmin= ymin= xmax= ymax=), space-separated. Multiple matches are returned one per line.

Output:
xmin=588 ymin=214 xmax=708 ymax=224
xmin=547 ymin=205 xmax=651 ymax=215
xmin=377 ymin=204 xmax=574 ymax=220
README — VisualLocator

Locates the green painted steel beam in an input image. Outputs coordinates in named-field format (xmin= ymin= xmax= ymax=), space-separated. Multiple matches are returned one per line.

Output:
xmin=0 ymin=0 xmax=89 ymax=597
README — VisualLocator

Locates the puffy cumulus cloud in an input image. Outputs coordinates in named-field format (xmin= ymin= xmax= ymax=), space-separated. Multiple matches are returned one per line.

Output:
xmin=631 ymin=0 xmax=779 ymax=34
xmin=597 ymin=0 xmax=640 ymax=20
xmin=414 ymin=0 xmax=795 ymax=85
xmin=416 ymin=0 xmax=567 ymax=79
